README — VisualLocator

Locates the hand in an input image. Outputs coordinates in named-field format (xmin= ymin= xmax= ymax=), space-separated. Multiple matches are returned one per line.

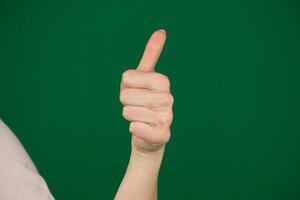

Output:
xmin=120 ymin=30 xmax=174 ymax=154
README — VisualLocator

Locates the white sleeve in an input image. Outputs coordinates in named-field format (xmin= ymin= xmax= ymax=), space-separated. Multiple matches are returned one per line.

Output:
xmin=0 ymin=119 xmax=55 ymax=200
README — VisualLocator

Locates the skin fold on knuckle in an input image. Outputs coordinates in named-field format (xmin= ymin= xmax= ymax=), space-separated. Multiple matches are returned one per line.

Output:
xmin=169 ymin=94 xmax=174 ymax=105
xmin=129 ymin=121 xmax=142 ymax=135
xmin=157 ymin=92 xmax=173 ymax=107
xmin=151 ymin=112 xmax=172 ymax=141
xmin=129 ymin=122 xmax=135 ymax=133
xmin=119 ymin=88 xmax=129 ymax=105
xmin=152 ymin=129 xmax=171 ymax=144
xmin=122 ymin=106 xmax=130 ymax=120
xmin=156 ymin=73 xmax=170 ymax=91
xmin=154 ymin=111 xmax=171 ymax=130
xmin=121 ymin=69 xmax=135 ymax=87
xmin=162 ymin=110 xmax=173 ymax=125
xmin=161 ymin=130 xmax=171 ymax=143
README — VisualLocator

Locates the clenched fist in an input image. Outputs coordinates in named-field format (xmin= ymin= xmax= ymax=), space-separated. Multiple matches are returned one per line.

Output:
xmin=120 ymin=30 xmax=174 ymax=154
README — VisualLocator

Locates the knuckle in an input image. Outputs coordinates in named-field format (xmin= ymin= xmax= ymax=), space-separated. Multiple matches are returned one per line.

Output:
xmin=129 ymin=122 xmax=138 ymax=133
xmin=169 ymin=110 xmax=174 ymax=123
xmin=156 ymin=119 xmax=165 ymax=129
xmin=159 ymin=93 xmax=174 ymax=107
xmin=169 ymin=94 xmax=174 ymax=105
xmin=160 ymin=112 xmax=173 ymax=125
xmin=119 ymin=89 xmax=128 ymax=103
xmin=122 ymin=69 xmax=135 ymax=82
xmin=122 ymin=69 xmax=134 ymax=78
xmin=119 ymin=91 xmax=124 ymax=102
xmin=122 ymin=106 xmax=129 ymax=118
xmin=155 ymin=130 xmax=171 ymax=144
xmin=157 ymin=74 xmax=170 ymax=90
xmin=165 ymin=111 xmax=174 ymax=124
xmin=156 ymin=115 xmax=168 ymax=128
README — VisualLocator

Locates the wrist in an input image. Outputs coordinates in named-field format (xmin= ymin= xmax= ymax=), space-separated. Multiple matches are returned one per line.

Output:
xmin=131 ymin=137 xmax=165 ymax=162
xmin=128 ymin=147 xmax=164 ymax=179
xmin=131 ymin=145 xmax=165 ymax=163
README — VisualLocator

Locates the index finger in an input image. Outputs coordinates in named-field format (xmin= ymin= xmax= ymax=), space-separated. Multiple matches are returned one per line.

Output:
xmin=137 ymin=29 xmax=166 ymax=72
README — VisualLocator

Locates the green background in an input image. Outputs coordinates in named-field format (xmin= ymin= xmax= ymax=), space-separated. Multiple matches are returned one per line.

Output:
xmin=1 ymin=0 xmax=300 ymax=199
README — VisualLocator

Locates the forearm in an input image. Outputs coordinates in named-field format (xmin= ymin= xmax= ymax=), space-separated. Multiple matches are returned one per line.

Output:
xmin=115 ymin=144 xmax=165 ymax=200
xmin=116 ymin=30 xmax=173 ymax=199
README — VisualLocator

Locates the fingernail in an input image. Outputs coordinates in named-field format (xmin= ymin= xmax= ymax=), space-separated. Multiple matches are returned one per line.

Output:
xmin=158 ymin=29 xmax=166 ymax=33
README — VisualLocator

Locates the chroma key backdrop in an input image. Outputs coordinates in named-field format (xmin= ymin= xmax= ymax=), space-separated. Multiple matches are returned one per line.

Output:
xmin=0 ymin=0 xmax=300 ymax=199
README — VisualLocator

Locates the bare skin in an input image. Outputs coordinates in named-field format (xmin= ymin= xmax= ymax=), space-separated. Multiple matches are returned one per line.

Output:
xmin=115 ymin=29 xmax=174 ymax=200
xmin=0 ymin=29 xmax=172 ymax=200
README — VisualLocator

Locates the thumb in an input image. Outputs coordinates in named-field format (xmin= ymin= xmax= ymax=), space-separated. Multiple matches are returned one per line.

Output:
xmin=137 ymin=29 xmax=166 ymax=72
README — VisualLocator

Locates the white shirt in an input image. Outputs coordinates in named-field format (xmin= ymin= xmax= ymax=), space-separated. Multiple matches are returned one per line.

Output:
xmin=0 ymin=119 xmax=55 ymax=200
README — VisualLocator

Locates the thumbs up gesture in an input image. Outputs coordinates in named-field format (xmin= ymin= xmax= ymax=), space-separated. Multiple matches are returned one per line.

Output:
xmin=120 ymin=30 xmax=174 ymax=154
